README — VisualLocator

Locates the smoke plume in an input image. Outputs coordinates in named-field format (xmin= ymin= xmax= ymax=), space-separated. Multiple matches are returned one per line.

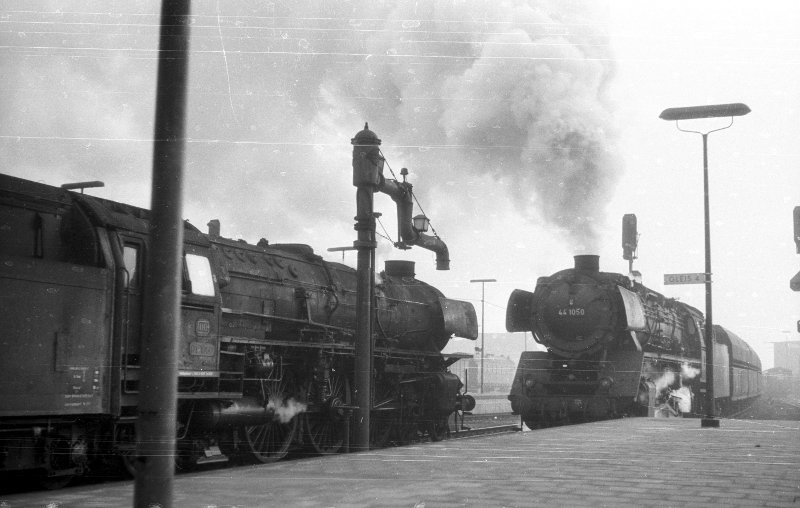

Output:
xmin=1 ymin=1 xmax=621 ymax=254
xmin=305 ymin=0 xmax=621 ymax=252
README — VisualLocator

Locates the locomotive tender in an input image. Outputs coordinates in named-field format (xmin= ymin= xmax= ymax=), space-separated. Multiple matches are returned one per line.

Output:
xmin=506 ymin=255 xmax=761 ymax=428
xmin=0 ymin=173 xmax=478 ymax=486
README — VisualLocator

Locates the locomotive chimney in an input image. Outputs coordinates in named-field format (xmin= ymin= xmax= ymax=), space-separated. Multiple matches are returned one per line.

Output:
xmin=385 ymin=260 xmax=415 ymax=278
xmin=574 ymin=254 xmax=600 ymax=273
xmin=207 ymin=219 xmax=220 ymax=237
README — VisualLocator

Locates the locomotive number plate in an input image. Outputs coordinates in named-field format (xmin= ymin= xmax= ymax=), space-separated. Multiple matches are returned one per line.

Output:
xmin=190 ymin=341 xmax=215 ymax=356
xmin=557 ymin=307 xmax=585 ymax=316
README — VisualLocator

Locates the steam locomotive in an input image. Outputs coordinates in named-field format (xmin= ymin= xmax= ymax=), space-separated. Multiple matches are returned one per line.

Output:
xmin=506 ymin=255 xmax=762 ymax=428
xmin=0 ymin=172 xmax=478 ymax=487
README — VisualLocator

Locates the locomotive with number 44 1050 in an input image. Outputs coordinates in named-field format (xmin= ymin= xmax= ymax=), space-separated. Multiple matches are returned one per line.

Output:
xmin=506 ymin=255 xmax=762 ymax=428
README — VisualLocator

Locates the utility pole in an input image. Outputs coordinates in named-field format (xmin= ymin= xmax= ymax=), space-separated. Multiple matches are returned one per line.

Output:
xmin=470 ymin=278 xmax=496 ymax=393
xmin=134 ymin=2 xmax=191 ymax=507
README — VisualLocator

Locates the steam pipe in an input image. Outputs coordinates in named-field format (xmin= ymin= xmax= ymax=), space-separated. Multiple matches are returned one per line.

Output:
xmin=378 ymin=177 xmax=450 ymax=270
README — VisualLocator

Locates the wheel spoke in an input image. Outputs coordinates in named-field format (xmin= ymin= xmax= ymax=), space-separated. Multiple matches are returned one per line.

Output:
xmin=244 ymin=418 xmax=296 ymax=462
xmin=242 ymin=378 xmax=299 ymax=462
xmin=304 ymin=372 xmax=350 ymax=454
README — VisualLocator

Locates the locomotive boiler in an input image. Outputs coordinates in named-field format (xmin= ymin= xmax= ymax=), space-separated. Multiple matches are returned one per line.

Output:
xmin=506 ymin=255 xmax=761 ymax=428
xmin=0 ymin=173 xmax=477 ymax=487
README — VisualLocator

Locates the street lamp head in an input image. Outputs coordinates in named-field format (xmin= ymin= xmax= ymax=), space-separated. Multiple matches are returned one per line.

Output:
xmin=412 ymin=214 xmax=430 ymax=233
xmin=659 ymin=103 xmax=750 ymax=121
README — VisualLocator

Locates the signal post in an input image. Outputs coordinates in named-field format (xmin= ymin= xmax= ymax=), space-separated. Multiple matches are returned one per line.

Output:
xmin=791 ymin=206 xmax=800 ymax=292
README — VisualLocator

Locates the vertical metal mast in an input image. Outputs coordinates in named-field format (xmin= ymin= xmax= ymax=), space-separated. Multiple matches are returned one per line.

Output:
xmin=134 ymin=2 xmax=191 ymax=506
xmin=351 ymin=124 xmax=381 ymax=451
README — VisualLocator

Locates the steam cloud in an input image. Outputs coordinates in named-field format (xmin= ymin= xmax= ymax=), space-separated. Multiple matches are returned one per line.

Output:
xmin=2 ymin=1 xmax=620 ymax=253
xmin=681 ymin=363 xmax=701 ymax=380
xmin=267 ymin=398 xmax=307 ymax=424
xmin=650 ymin=363 xmax=700 ymax=416
xmin=669 ymin=386 xmax=693 ymax=413
xmin=306 ymin=0 xmax=621 ymax=252
xmin=653 ymin=369 xmax=677 ymax=394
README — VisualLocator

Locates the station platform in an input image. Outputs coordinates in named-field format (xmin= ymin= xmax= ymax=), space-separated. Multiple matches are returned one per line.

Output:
xmin=3 ymin=417 xmax=799 ymax=507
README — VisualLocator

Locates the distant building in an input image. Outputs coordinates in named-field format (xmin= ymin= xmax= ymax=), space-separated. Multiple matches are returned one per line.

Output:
xmin=773 ymin=341 xmax=800 ymax=377
xmin=443 ymin=331 xmax=545 ymax=360
xmin=450 ymin=354 xmax=516 ymax=394
xmin=444 ymin=331 xmax=548 ymax=395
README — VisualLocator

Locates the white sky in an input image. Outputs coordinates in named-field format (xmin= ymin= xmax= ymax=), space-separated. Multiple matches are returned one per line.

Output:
xmin=603 ymin=1 xmax=800 ymax=369
xmin=1 ymin=0 xmax=798 ymax=368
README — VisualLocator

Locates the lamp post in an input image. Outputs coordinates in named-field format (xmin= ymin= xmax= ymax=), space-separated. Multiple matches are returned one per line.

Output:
xmin=659 ymin=103 xmax=750 ymax=428
xmin=470 ymin=278 xmax=496 ymax=393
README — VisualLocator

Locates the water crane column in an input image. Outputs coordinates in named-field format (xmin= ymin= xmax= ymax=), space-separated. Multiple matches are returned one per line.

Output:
xmin=351 ymin=124 xmax=382 ymax=451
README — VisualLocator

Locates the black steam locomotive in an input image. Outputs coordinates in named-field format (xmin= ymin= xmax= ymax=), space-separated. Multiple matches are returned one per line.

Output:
xmin=0 ymin=173 xmax=477 ymax=487
xmin=506 ymin=255 xmax=762 ymax=428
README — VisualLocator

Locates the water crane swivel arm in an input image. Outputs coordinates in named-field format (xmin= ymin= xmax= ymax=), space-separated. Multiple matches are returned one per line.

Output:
xmin=378 ymin=176 xmax=450 ymax=270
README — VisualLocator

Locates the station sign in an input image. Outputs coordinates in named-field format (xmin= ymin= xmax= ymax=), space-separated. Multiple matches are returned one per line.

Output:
xmin=663 ymin=273 xmax=706 ymax=285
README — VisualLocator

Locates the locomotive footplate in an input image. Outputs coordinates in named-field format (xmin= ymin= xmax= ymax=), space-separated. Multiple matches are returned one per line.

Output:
xmin=221 ymin=335 xmax=450 ymax=362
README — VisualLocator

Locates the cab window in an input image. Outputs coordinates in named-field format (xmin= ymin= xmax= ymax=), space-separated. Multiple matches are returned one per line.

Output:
xmin=185 ymin=253 xmax=215 ymax=296
xmin=123 ymin=244 xmax=139 ymax=288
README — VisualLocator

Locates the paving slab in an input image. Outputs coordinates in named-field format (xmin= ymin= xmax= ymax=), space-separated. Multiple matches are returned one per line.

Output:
xmin=2 ymin=418 xmax=798 ymax=507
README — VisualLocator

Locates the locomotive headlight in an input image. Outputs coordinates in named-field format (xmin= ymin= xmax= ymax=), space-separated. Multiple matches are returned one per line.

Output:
xmin=524 ymin=378 xmax=536 ymax=389
xmin=598 ymin=377 xmax=614 ymax=390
